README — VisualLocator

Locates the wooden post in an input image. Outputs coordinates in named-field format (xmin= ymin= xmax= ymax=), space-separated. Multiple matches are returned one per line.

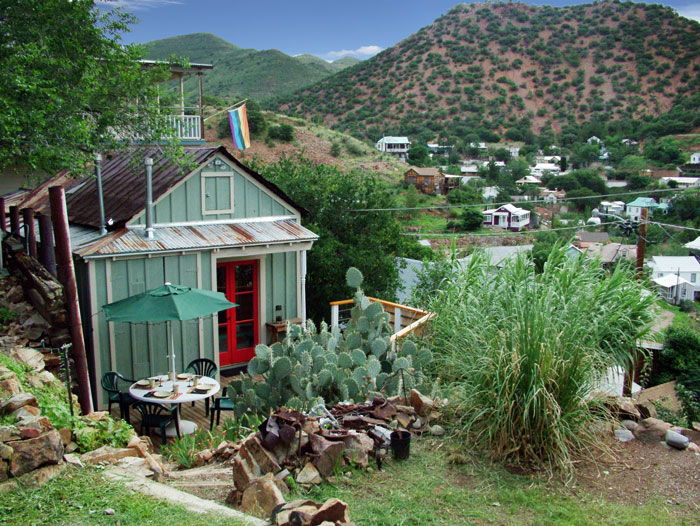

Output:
xmin=49 ymin=186 xmax=93 ymax=415
xmin=9 ymin=206 xmax=20 ymax=237
xmin=0 ymin=196 xmax=6 ymax=232
xmin=626 ymin=207 xmax=649 ymax=396
xmin=38 ymin=214 xmax=57 ymax=276
xmin=198 ymin=72 xmax=204 ymax=141
xmin=22 ymin=208 xmax=37 ymax=259
xmin=635 ymin=208 xmax=648 ymax=280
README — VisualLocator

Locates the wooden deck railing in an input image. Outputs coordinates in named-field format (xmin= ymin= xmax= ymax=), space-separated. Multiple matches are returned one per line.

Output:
xmin=329 ymin=297 xmax=435 ymax=343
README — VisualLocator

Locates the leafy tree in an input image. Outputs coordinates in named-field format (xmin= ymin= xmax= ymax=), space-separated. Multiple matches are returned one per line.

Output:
xmin=627 ymin=174 xmax=653 ymax=190
xmin=267 ymin=123 xmax=295 ymax=142
xmin=566 ymin=188 xmax=600 ymax=210
xmin=248 ymin=154 xmax=416 ymax=322
xmin=408 ymin=144 xmax=431 ymax=166
xmin=548 ymin=174 xmax=580 ymax=192
xmin=404 ymin=184 xmax=420 ymax=218
xmin=492 ymin=148 xmax=511 ymax=163
xmin=461 ymin=208 xmax=484 ymax=231
xmin=560 ymin=156 xmax=568 ymax=172
xmin=0 ymin=0 xmax=177 ymax=174
xmin=447 ymin=184 xmax=482 ymax=205
xmin=574 ymin=169 xmax=607 ymax=194
xmin=570 ymin=143 xmax=600 ymax=169
xmin=643 ymin=138 xmax=686 ymax=166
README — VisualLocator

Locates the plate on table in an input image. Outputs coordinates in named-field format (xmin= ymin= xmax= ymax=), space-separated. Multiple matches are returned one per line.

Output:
xmin=153 ymin=391 xmax=171 ymax=398
xmin=176 ymin=373 xmax=192 ymax=380
xmin=135 ymin=379 xmax=150 ymax=387
xmin=197 ymin=383 xmax=215 ymax=390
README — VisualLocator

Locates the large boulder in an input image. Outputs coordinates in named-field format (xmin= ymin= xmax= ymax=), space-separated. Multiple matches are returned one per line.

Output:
xmin=633 ymin=418 xmax=673 ymax=443
xmin=240 ymin=473 xmax=287 ymax=519
xmin=9 ymin=429 xmax=64 ymax=477
xmin=0 ymin=393 xmax=37 ymax=415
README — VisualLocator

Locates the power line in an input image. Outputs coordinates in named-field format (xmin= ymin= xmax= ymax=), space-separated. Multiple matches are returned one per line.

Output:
xmin=347 ymin=187 xmax=687 ymax=213
xmin=402 ymin=221 xmax=621 ymax=238
xmin=649 ymin=221 xmax=700 ymax=234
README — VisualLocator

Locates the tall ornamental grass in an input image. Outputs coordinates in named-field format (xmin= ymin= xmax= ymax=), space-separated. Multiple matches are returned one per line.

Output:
xmin=425 ymin=246 xmax=654 ymax=474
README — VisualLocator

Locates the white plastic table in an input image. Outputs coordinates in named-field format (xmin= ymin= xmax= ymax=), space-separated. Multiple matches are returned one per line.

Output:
xmin=128 ymin=374 xmax=220 ymax=437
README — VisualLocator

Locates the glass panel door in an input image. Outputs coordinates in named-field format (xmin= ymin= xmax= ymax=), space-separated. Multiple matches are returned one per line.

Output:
xmin=216 ymin=260 xmax=258 ymax=366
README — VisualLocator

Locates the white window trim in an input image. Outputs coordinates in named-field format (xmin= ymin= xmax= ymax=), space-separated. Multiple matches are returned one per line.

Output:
xmin=201 ymin=171 xmax=234 ymax=216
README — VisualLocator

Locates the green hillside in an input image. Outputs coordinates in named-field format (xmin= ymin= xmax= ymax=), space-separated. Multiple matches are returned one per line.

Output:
xmin=294 ymin=54 xmax=362 ymax=74
xmin=273 ymin=1 xmax=700 ymax=144
xmin=144 ymin=33 xmax=357 ymax=102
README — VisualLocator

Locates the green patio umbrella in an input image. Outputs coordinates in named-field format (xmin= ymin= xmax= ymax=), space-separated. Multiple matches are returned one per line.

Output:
xmin=103 ymin=283 xmax=237 ymax=375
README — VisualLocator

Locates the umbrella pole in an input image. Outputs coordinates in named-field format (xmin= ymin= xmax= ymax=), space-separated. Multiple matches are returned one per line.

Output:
xmin=169 ymin=320 xmax=176 ymax=376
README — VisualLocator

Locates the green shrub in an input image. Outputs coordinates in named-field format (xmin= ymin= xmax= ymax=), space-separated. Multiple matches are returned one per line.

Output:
xmin=425 ymin=247 xmax=654 ymax=474
xmin=0 ymin=307 xmax=17 ymax=326
xmin=267 ymin=123 xmax=295 ymax=142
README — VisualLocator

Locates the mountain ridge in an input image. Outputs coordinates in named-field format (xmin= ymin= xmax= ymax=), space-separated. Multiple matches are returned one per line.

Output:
xmin=272 ymin=1 xmax=700 ymax=144
xmin=143 ymin=32 xmax=360 ymax=102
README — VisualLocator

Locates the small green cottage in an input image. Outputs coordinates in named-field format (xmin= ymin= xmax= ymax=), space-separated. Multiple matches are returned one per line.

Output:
xmin=19 ymin=145 xmax=317 ymax=407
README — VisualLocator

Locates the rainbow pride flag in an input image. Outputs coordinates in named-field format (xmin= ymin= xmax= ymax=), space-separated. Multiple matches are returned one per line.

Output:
xmin=228 ymin=104 xmax=251 ymax=150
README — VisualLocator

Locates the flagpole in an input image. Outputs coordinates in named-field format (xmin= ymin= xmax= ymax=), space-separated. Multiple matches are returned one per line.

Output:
xmin=203 ymin=99 xmax=248 ymax=123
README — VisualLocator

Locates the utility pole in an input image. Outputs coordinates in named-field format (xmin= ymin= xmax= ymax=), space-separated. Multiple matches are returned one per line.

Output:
xmin=625 ymin=207 xmax=648 ymax=396
xmin=635 ymin=207 xmax=648 ymax=280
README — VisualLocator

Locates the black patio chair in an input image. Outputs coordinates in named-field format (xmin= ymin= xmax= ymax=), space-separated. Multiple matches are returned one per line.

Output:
xmin=185 ymin=358 xmax=218 ymax=416
xmin=101 ymin=371 xmax=136 ymax=424
xmin=132 ymin=402 xmax=180 ymax=443
xmin=210 ymin=387 xmax=235 ymax=430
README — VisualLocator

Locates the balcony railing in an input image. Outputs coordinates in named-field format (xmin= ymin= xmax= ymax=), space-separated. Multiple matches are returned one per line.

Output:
xmin=164 ymin=113 xmax=202 ymax=141
xmin=329 ymin=297 xmax=435 ymax=344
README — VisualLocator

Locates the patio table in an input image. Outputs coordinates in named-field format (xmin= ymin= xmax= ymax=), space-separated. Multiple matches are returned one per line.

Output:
xmin=128 ymin=374 xmax=220 ymax=437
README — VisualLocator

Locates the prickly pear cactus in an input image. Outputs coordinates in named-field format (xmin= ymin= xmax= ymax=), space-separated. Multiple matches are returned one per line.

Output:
xmin=227 ymin=267 xmax=433 ymax=416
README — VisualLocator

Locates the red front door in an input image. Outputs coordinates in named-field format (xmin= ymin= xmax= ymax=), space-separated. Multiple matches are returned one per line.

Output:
xmin=216 ymin=260 xmax=259 ymax=366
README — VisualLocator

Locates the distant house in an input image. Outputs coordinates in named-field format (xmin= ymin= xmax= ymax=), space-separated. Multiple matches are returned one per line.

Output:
xmin=625 ymin=197 xmax=660 ymax=221
xmin=661 ymin=176 xmax=700 ymax=188
xmin=585 ymin=243 xmax=636 ymax=266
xmin=404 ymin=167 xmax=445 ymax=195
xmin=685 ymin=236 xmax=700 ymax=252
xmin=376 ymin=136 xmax=410 ymax=160
xmin=565 ymin=245 xmax=584 ymax=260
xmin=540 ymin=188 xmax=566 ymax=203
xmin=600 ymin=200 xmax=625 ymax=215
xmin=690 ymin=152 xmax=700 ymax=164
xmin=426 ymin=143 xmax=453 ymax=158
xmin=530 ymin=162 xmax=561 ymax=178
xmin=648 ymin=256 xmax=700 ymax=304
xmin=483 ymin=204 xmax=530 ymax=231
xmin=587 ymin=136 xmax=602 ymax=145
xmin=576 ymin=231 xmax=611 ymax=248
xmin=515 ymin=175 xmax=542 ymax=185
xmin=606 ymin=180 xmax=628 ymax=189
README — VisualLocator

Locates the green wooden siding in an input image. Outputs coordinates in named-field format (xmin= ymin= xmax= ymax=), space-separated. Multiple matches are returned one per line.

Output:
xmin=264 ymin=252 xmax=298 ymax=323
xmin=131 ymin=158 xmax=294 ymax=225
xmin=98 ymin=254 xmax=205 ymax=384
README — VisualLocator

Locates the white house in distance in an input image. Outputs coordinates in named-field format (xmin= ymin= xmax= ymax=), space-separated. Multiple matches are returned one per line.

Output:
xmin=376 ymin=136 xmax=411 ymax=160
xmin=661 ymin=176 xmax=700 ymax=188
xmin=599 ymin=200 xmax=626 ymax=215
xmin=482 ymin=186 xmax=499 ymax=200
xmin=625 ymin=197 xmax=660 ymax=222
xmin=530 ymin=162 xmax=561 ymax=178
xmin=540 ymin=188 xmax=566 ymax=203
xmin=483 ymin=204 xmax=530 ymax=231
xmin=648 ymin=256 xmax=700 ymax=304
xmin=516 ymin=175 xmax=542 ymax=185
xmin=690 ymin=152 xmax=700 ymax=164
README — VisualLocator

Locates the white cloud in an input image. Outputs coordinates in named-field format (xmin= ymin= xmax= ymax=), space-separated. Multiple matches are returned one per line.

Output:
xmin=676 ymin=4 xmax=700 ymax=22
xmin=95 ymin=0 xmax=183 ymax=10
xmin=323 ymin=45 xmax=383 ymax=60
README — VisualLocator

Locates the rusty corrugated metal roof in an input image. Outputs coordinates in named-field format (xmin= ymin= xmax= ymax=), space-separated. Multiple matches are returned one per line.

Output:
xmin=10 ymin=145 xmax=308 ymax=230
xmin=77 ymin=218 xmax=318 ymax=258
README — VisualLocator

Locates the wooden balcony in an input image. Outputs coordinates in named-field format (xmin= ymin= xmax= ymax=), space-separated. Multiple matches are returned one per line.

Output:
xmin=329 ymin=297 xmax=434 ymax=343
xmin=164 ymin=112 xmax=203 ymax=141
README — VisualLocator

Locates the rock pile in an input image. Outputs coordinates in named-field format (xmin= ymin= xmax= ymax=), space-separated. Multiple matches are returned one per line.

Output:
xmin=220 ymin=390 xmax=440 ymax=524
xmin=2 ymin=239 xmax=71 ymax=351
xmin=607 ymin=396 xmax=700 ymax=453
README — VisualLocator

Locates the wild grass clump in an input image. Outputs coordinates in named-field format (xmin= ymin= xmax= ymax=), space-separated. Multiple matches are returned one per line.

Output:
xmin=425 ymin=246 xmax=654 ymax=475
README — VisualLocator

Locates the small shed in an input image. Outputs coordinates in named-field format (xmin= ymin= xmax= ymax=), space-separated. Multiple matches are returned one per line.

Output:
xmin=404 ymin=167 xmax=445 ymax=195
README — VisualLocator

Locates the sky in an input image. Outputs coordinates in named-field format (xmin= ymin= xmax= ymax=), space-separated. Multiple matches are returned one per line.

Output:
xmin=97 ymin=0 xmax=700 ymax=61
